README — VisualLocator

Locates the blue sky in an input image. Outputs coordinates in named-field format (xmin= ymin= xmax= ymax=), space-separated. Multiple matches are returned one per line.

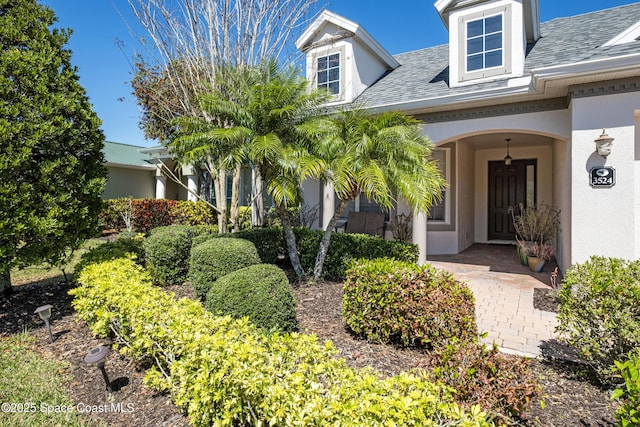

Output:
xmin=39 ymin=0 xmax=639 ymax=147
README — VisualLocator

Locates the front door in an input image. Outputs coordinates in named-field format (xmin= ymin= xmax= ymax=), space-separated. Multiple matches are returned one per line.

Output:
xmin=488 ymin=160 xmax=534 ymax=240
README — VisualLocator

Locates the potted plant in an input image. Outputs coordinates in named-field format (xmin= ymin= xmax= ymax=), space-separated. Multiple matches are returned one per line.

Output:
xmin=510 ymin=203 xmax=560 ymax=266
xmin=522 ymin=240 xmax=555 ymax=272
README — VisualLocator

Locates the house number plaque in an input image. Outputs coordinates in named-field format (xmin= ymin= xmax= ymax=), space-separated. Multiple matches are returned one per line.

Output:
xmin=590 ymin=166 xmax=615 ymax=188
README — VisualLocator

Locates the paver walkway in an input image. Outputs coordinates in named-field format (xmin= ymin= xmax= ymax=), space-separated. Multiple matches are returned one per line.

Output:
xmin=428 ymin=244 xmax=558 ymax=357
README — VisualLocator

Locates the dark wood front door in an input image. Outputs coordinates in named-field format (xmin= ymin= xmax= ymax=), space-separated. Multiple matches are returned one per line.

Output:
xmin=488 ymin=160 xmax=529 ymax=240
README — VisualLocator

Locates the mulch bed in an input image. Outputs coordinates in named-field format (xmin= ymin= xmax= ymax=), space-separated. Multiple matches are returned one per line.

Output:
xmin=1 ymin=278 xmax=619 ymax=426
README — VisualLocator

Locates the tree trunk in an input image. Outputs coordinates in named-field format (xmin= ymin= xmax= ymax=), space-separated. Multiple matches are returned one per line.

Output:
xmin=230 ymin=164 xmax=241 ymax=232
xmin=251 ymin=165 xmax=264 ymax=227
xmin=313 ymin=198 xmax=351 ymax=280
xmin=214 ymin=167 xmax=227 ymax=234
xmin=277 ymin=204 xmax=305 ymax=278
xmin=0 ymin=267 xmax=11 ymax=296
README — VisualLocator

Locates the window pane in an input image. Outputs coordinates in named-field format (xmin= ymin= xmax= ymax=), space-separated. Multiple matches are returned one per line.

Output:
xmin=485 ymin=15 xmax=502 ymax=33
xmin=467 ymin=19 xmax=483 ymax=37
xmin=428 ymin=150 xmax=446 ymax=222
xmin=328 ymin=68 xmax=339 ymax=82
xmin=485 ymin=33 xmax=502 ymax=51
xmin=317 ymin=56 xmax=327 ymax=69
xmin=467 ymin=37 xmax=483 ymax=54
xmin=328 ymin=54 xmax=340 ymax=67
xmin=485 ymin=50 xmax=502 ymax=68
xmin=318 ymin=70 xmax=328 ymax=84
xmin=467 ymin=54 xmax=483 ymax=71
xmin=328 ymin=81 xmax=339 ymax=94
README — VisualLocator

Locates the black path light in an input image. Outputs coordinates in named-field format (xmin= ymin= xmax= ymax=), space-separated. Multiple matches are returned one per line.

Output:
xmin=34 ymin=304 xmax=54 ymax=343
xmin=84 ymin=345 xmax=112 ymax=392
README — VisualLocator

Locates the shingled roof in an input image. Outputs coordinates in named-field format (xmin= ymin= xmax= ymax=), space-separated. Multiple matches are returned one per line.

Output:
xmin=356 ymin=3 xmax=640 ymax=108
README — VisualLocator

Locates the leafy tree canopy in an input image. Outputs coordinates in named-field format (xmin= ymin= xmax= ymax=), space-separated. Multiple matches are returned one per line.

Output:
xmin=0 ymin=0 xmax=106 ymax=289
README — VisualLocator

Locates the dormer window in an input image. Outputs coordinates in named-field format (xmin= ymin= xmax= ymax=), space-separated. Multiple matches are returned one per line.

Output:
xmin=317 ymin=53 xmax=340 ymax=94
xmin=466 ymin=14 xmax=503 ymax=72
xmin=455 ymin=5 xmax=514 ymax=85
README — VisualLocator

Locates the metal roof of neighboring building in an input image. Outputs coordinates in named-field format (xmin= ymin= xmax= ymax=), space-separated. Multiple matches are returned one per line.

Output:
xmin=103 ymin=141 xmax=155 ymax=169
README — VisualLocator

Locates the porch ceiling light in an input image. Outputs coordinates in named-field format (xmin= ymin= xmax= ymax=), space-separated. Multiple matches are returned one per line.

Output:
xmin=34 ymin=304 xmax=54 ymax=343
xmin=84 ymin=345 xmax=112 ymax=392
xmin=595 ymin=129 xmax=614 ymax=157
xmin=504 ymin=138 xmax=513 ymax=165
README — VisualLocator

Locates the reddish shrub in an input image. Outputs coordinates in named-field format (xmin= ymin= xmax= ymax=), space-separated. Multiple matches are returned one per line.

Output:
xmin=131 ymin=199 xmax=176 ymax=233
xmin=343 ymin=258 xmax=477 ymax=348
xmin=420 ymin=343 xmax=541 ymax=423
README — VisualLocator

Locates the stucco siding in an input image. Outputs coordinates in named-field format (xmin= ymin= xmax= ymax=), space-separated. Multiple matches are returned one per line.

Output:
xmin=103 ymin=167 xmax=155 ymax=200
xmin=570 ymin=92 xmax=638 ymax=264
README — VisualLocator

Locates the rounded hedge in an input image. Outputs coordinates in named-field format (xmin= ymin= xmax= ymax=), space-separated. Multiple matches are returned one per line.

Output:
xmin=189 ymin=238 xmax=261 ymax=300
xmin=205 ymin=264 xmax=297 ymax=333
xmin=343 ymin=258 xmax=477 ymax=348
xmin=143 ymin=226 xmax=193 ymax=285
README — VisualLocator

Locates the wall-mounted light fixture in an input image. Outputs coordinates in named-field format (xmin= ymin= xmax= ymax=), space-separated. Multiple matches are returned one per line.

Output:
xmin=504 ymin=138 xmax=513 ymax=165
xmin=34 ymin=304 xmax=54 ymax=343
xmin=594 ymin=129 xmax=614 ymax=157
xmin=84 ymin=346 xmax=112 ymax=392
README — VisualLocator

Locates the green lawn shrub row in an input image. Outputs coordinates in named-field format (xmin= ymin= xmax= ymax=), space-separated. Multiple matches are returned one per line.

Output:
xmin=295 ymin=228 xmax=419 ymax=278
xmin=204 ymin=263 xmax=297 ymax=332
xmin=71 ymin=258 xmax=492 ymax=427
xmin=188 ymin=227 xmax=418 ymax=278
xmin=343 ymin=258 xmax=477 ymax=348
xmin=612 ymin=350 xmax=640 ymax=427
xmin=556 ymin=256 xmax=640 ymax=385
xmin=101 ymin=198 xmax=217 ymax=233
xmin=189 ymin=237 xmax=261 ymax=300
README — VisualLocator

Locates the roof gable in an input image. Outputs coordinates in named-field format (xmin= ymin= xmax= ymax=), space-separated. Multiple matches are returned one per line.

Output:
xmin=296 ymin=10 xmax=399 ymax=69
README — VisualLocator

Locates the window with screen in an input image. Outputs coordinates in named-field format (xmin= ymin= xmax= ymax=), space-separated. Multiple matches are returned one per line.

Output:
xmin=317 ymin=53 xmax=340 ymax=94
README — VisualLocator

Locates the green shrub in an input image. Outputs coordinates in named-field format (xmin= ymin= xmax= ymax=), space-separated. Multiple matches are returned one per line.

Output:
xmin=205 ymin=263 xmax=296 ymax=332
xmin=189 ymin=238 xmax=261 ymax=300
xmin=144 ymin=226 xmax=193 ymax=285
xmin=343 ymin=258 xmax=477 ymax=349
xmin=612 ymin=350 xmax=640 ymax=427
xmin=171 ymin=200 xmax=217 ymax=226
xmin=75 ymin=234 xmax=145 ymax=275
xmin=556 ymin=256 xmax=640 ymax=384
xmin=230 ymin=228 xmax=284 ymax=263
xmin=422 ymin=343 xmax=540 ymax=422
xmin=295 ymin=228 xmax=419 ymax=279
xmin=71 ymin=258 xmax=491 ymax=427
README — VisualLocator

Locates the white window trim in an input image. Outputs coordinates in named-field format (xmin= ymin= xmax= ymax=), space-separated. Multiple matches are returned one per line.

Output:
xmin=428 ymin=147 xmax=452 ymax=226
xmin=309 ymin=46 xmax=346 ymax=102
xmin=457 ymin=5 xmax=512 ymax=84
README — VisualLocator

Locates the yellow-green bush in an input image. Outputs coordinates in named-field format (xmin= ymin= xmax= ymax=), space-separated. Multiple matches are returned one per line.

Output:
xmin=71 ymin=258 xmax=492 ymax=427
xmin=612 ymin=350 xmax=640 ymax=427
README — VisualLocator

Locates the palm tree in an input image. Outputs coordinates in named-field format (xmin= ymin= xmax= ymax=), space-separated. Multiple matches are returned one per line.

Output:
xmin=172 ymin=61 xmax=329 ymax=276
xmin=300 ymin=109 xmax=446 ymax=279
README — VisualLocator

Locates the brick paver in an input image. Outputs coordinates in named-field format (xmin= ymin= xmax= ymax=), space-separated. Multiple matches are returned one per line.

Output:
xmin=428 ymin=244 xmax=558 ymax=357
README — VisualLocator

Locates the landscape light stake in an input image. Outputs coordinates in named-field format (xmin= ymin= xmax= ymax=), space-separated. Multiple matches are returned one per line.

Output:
xmin=84 ymin=346 xmax=112 ymax=392
xmin=34 ymin=304 xmax=54 ymax=343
